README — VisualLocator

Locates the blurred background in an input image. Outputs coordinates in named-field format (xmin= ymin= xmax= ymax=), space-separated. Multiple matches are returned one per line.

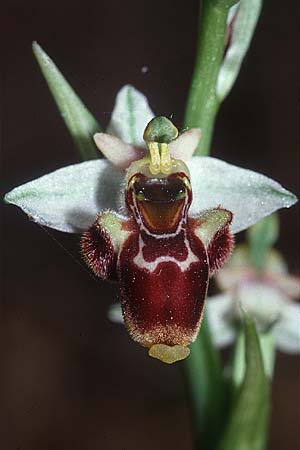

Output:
xmin=1 ymin=0 xmax=299 ymax=449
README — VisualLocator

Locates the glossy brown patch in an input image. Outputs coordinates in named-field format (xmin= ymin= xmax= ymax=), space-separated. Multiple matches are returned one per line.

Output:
xmin=127 ymin=173 xmax=191 ymax=234
xmin=133 ymin=175 xmax=187 ymax=202
xmin=137 ymin=199 xmax=186 ymax=233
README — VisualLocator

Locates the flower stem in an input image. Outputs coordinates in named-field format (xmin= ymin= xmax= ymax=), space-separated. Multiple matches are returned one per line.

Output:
xmin=184 ymin=0 xmax=237 ymax=155
xmin=183 ymin=317 xmax=227 ymax=450
xmin=183 ymin=1 xmax=239 ymax=446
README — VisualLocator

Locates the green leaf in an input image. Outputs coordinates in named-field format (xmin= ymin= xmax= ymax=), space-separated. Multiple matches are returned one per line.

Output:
xmin=216 ymin=0 xmax=263 ymax=101
xmin=218 ymin=314 xmax=270 ymax=450
xmin=32 ymin=42 xmax=101 ymax=160
xmin=231 ymin=330 xmax=275 ymax=390
xmin=247 ymin=214 xmax=279 ymax=270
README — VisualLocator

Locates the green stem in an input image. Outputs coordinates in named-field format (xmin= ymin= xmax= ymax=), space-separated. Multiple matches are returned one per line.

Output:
xmin=184 ymin=0 xmax=237 ymax=155
xmin=182 ymin=2 xmax=239 ymax=447
xmin=183 ymin=317 xmax=227 ymax=450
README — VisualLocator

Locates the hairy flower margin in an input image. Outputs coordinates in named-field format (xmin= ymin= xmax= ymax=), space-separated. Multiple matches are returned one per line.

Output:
xmin=4 ymin=85 xmax=298 ymax=363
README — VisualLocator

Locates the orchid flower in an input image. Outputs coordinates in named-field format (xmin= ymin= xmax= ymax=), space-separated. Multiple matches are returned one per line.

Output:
xmin=205 ymin=245 xmax=300 ymax=353
xmin=4 ymin=85 xmax=297 ymax=364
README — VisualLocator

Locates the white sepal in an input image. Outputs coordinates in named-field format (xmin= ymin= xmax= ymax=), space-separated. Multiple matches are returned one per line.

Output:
xmin=107 ymin=85 xmax=154 ymax=147
xmin=188 ymin=156 xmax=298 ymax=234
xmin=4 ymin=160 xmax=123 ymax=233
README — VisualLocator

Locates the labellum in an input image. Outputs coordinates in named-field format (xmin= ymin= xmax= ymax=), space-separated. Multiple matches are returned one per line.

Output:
xmin=81 ymin=117 xmax=234 ymax=363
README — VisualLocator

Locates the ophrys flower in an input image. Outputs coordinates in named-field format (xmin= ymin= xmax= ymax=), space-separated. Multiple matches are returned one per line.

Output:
xmin=4 ymin=85 xmax=298 ymax=363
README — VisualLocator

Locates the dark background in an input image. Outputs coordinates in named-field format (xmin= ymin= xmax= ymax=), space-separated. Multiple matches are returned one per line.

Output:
xmin=1 ymin=0 xmax=299 ymax=449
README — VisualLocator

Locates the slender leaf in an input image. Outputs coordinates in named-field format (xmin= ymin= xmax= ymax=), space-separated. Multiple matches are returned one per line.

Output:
xmin=218 ymin=314 xmax=270 ymax=450
xmin=231 ymin=330 xmax=275 ymax=390
xmin=32 ymin=42 xmax=101 ymax=160
xmin=216 ymin=0 xmax=263 ymax=101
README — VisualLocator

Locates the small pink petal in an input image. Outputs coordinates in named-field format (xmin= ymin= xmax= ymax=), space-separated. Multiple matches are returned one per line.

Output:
xmin=169 ymin=128 xmax=201 ymax=161
xmin=94 ymin=133 xmax=145 ymax=170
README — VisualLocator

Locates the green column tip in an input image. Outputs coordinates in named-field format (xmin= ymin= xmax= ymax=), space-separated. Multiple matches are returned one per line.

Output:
xmin=143 ymin=116 xmax=178 ymax=144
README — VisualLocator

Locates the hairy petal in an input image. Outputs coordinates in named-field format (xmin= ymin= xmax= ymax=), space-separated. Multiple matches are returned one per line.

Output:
xmin=81 ymin=217 xmax=117 ymax=280
xmin=193 ymin=208 xmax=234 ymax=272
xmin=188 ymin=157 xmax=298 ymax=234
xmin=207 ymin=227 xmax=235 ymax=273
xmin=107 ymin=85 xmax=154 ymax=147
xmin=81 ymin=210 xmax=130 ymax=279
xmin=4 ymin=160 xmax=123 ymax=233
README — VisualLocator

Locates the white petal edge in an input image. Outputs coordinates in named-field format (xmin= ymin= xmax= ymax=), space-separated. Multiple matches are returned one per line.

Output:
xmin=206 ymin=294 xmax=235 ymax=348
xmin=188 ymin=156 xmax=298 ymax=234
xmin=94 ymin=133 xmax=145 ymax=169
xmin=169 ymin=128 xmax=201 ymax=161
xmin=106 ymin=85 xmax=154 ymax=147
xmin=274 ymin=301 xmax=300 ymax=353
xmin=4 ymin=160 xmax=124 ymax=233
